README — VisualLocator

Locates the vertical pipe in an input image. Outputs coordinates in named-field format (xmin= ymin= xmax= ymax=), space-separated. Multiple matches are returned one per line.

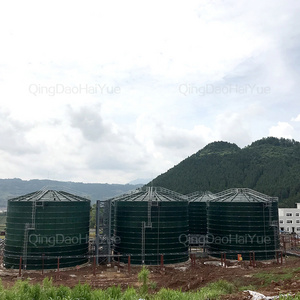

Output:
xmin=190 ymin=253 xmax=195 ymax=267
xmin=93 ymin=256 xmax=96 ymax=276
xmin=42 ymin=254 xmax=45 ymax=275
xmin=141 ymin=222 xmax=145 ymax=264
xmin=57 ymin=257 xmax=60 ymax=278
xmin=108 ymin=200 xmax=112 ymax=263
xmin=118 ymin=252 xmax=120 ymax=271
xmin=160 ymin=254 xmax=164 ymax=270
xmin=95 ymin=200 xmax=100 ymax=266
xmin=19 ymin=256 xmax=22 ymax=277
xmin=128 ymin=255 xmax=131 ymax=273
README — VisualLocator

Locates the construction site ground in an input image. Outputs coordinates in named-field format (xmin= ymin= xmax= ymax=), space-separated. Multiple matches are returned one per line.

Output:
xmin=1 ymin=256 xmax=300 ymax=299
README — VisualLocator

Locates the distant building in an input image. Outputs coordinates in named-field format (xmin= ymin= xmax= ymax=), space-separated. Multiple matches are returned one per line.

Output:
xmin=278 ymin=204 xmax=300 ymax=233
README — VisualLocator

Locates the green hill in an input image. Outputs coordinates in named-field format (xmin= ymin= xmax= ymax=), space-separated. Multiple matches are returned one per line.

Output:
xmin=149 ymin=137 xmax=300 ymax=207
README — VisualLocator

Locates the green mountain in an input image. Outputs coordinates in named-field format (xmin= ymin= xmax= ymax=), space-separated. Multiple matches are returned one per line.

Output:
xmin=149 ymin=137 xmax=300 ymax=207
xmin=0 ymin=178 xmax=142 ymax=209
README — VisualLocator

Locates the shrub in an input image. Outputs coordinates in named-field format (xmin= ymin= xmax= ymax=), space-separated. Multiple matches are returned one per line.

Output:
xmin=138 ymin=265 xmax=150 ymax=295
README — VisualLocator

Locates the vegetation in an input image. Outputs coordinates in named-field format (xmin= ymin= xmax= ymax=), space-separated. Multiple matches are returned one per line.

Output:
xmin=253 ymin=266 xmax=300 ymax=286
xmin=90 ymin=203 xmax=96 ymax=228
xmin=149 ymin=137 xmax=300 ymax=207
xmin=138 ymin=265 xmax=150 ymax=295
xmin=0 ymin=276 xmax=236 ymax=300
xmin=154 ymin=280 xmax=234 ymax=300
xmin=2 ymin=268 xmax=300 ymax=299
xmin=230 ymin=265 xmax=300 ymax=293
xmin=0 ymin=212 xmax=6 ymax=232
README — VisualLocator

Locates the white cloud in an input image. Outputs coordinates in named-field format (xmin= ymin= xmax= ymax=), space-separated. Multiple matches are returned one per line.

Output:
xmin=269 ymin=122 xmax=294 ymax=139
xmin=0 ymin=0 xmax=299 ymax=183
xmin=292 ymin=114 xmax=300 ymax=122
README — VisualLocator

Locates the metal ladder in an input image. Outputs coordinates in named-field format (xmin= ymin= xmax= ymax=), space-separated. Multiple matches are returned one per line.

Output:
xmin=141 ymin=187 xmax=153 ymax=264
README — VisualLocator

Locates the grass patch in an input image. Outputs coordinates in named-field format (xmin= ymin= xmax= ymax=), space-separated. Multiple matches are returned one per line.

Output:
xmin=0 ymin=278 xmax=234 ymax=300
xmin=231 ymin=276 xmax=258 ymax=291
xmin=232 ymin=266 xmax=300 ymax=291
xmin=254 ymin=271 xmax=293 ymax=286
xmin=253 ymin=266 xmax=300 ymax=286
xmin=238 ymin=285 xmax=257 ymax=291
xmin=154 ymin=280 xmax=234 ymax=300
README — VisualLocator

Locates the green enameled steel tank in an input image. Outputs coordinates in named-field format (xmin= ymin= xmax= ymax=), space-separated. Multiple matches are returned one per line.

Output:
xmin=113 ymin=187 xmax=189 ymax=265
xmin=4 ymin=190 xmax=90 ymax=270
xmin=207 ymin=188 xmax=279 ymax=260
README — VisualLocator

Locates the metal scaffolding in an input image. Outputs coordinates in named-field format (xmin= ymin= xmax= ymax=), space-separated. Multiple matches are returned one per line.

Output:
xmin=95 ymin=199 xmax=113 ymax=265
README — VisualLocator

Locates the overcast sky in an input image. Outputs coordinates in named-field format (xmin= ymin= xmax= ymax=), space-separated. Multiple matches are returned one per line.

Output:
xmin=0 ymin=0 xmax=299 ymax=184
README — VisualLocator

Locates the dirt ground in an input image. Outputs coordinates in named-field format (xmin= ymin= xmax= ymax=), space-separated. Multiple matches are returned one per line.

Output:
xmin=1 ymin=256 xmax=300 ymax=299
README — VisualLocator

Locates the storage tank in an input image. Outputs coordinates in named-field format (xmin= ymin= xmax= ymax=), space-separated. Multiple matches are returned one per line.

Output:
xmin=113 ymin=187 xmax=189 ymax=265
xmin=207 ymin=188 xmax=279 ymax=260
xmin=4 ymin=190 xmax=90 ymax=269
xmin=188 ymin=191 xmax=215 ymax=245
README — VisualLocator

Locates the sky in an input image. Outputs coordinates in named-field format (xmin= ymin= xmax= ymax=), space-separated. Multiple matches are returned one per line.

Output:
xmin=0 ymin=0 xmax=299 ymax=184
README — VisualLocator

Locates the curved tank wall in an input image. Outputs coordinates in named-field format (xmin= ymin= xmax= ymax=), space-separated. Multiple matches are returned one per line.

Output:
xmin=188 ymin=191 xmax=215 ymax=245
xmin=4 ymin=190 xmax=90 ymax=270
xmin=189 ymin=201 xmax=207 ymax=235
xmin=113 ymin=187 xmax=189 ymax=265
xmin=207 ymin=188 xmax=279 ymax=260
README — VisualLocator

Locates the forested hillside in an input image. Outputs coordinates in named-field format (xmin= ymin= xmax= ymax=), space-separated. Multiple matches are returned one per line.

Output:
xmin=149 ymin=137 xmax=300 ymax=207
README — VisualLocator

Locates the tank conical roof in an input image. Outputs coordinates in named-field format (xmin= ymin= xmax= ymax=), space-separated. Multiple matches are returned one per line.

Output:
xmin=109 ymin=186 xmax=187 ymax=202
xmin=211 ymin=188 xmax=278 ymax=203
xmin=8 ymin=190 xmax=90 ymax=202
xmin=188 ymin=191 xmax=215 ymax=202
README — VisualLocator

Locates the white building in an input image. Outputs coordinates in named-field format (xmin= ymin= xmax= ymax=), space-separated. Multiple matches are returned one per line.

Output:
xmin=278 ymin=203 xmax=300 ymax=233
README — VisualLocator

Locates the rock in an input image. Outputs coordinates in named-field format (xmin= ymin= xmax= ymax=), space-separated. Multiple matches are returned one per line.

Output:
xmin=247 ymin=290 xmax=294 ymax=299
xmin=291 ymin=282 xmax=297 ymax=287
xmin=247 ymin=290 xmax=268 ymax=299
